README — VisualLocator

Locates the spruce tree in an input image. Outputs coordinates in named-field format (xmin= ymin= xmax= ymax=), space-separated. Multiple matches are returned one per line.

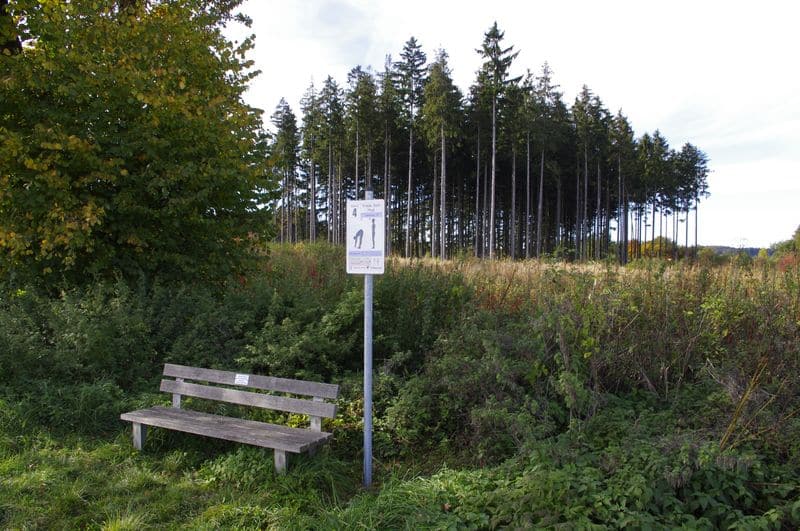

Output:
xmin=319 ymin=76 xmax=345 ymax=243
xmin=378 ymin=57 xmax=403 ymax=254
xmin=300 ymin=83 xmax=324 ymax=241
xmin=610 ymin=111 xmax=636 ymax=263
xmin=477 ymin=22 xmax=519 ymax=259
xmin=395 ymin=37 xmax=426 ymax=257
xmin=271 ymin=99 xmax=300 ymax=243
xmin=422 ymin=50 xmax=462 ymax=259
xmin=346 ymin=66 xmax=379 ymax=198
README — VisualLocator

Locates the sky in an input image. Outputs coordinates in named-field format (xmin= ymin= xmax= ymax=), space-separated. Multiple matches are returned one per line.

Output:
xmin=225 ymin=0 xmax=800 ymax=248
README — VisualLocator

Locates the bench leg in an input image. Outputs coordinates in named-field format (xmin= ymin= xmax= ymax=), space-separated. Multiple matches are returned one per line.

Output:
xmin=132 ymin=423 xmax=146 ymax=451
xmin=274 ymin=449 xmax=287 ymax=475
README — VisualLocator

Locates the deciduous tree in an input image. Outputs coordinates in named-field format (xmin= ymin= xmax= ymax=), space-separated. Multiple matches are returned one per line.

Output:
xmin=0 ymin=0 xmax=271 ymax=285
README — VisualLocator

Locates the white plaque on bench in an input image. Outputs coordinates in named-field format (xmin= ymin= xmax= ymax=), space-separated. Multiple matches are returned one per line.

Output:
xmin=234 ymin=373 xmax=249 ymax=386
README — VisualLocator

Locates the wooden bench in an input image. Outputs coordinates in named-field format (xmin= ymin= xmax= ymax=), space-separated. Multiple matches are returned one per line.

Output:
xmin=120 ymin=363 xmax=339 ymax=474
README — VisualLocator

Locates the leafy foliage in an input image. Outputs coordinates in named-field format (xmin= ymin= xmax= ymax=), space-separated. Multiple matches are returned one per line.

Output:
xmin=0 ymin=0 xmax=272 ymax=286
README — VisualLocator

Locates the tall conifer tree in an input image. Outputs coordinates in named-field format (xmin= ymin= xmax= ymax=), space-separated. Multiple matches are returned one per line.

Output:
xmin=395 ymin=37 xmax=426 ymax=257
xmin=477 ymin=22 xmax=519 ymax=258
xmin=422 ymin=50 xmax=463 ymax=259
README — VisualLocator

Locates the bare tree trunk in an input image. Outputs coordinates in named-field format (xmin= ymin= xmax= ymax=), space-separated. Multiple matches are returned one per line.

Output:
xmin=575 ymin=161 xmax=581 ymax=259
xmin=510 ymin=147 xmax=516 ymax=259
xmin=483 ymin=161 xmax=488 ymax=257
xmin=440 ymin=124 xmax=447 ymax=260
xmin=604 ymin=174 xmax=610 ymax=258
xmin=337 ymin=154 xmax=343 ymax=245
xmin=385 ymin=131 xmax=392 ymax=255
xmin=617 ymin=153 xmax=625 ymax=264
xmin=660 ymin=204 xmax=665 ymax=258
xmin=327 ymin=139 xmax=333 ymax=243
xmin=292 ymin=166 xmax=298 ymax=242
xmin=280 ymin=169 xmax=286 ymax=243
xmin=432 ymin=149 xmax=438 ymax=258
xmin=475 ymin=132 xmax=481 ymax=257
xmin=596 ymin=160 xmax=601 ymax=260
xmin=405 ymin=123 xmax=414 ymax=257
xmin=536 ymin=149 xmax=545 ymax=258
xmin=674 ymin=209 xmax=679 ymax=260
xmin=556 ymin=175 xmax=562 ymax=249
xmin=355 ymin=123 xmax=360 ymax=199
xmin=481 ymin=161 xmax=489 ymax=258
xmin=489 ymin=95 xmax=497 ymax=259
xmin=367 ymin=148 xmax=372 ymax=195
xmin=623 ymin=191 xmax=629 ymax=264
xmin=525 ymin=133 xmax=531 ymax=259
xmin=651 ymin=200 xmax=656 ymax=257
xmin=638 ymin=203 xmax=643 ymax=259
xmin=685 ymin=201 xmax=689 ymax=260
xmin=694 ymin=192 xmax=699 ymax=259
xmin=310 ymin=153 xmax=316 ymax=242
xmin=583 ymin=145 xmax=589 ymax=260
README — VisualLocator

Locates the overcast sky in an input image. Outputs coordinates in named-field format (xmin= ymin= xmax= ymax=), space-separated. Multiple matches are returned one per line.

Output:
xmin=226 ymin=0 xmax=800 ymax=248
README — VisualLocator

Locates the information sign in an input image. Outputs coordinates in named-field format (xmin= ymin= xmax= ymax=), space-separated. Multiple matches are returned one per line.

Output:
xmin=346 ymin=199 xmax=385 ymax=275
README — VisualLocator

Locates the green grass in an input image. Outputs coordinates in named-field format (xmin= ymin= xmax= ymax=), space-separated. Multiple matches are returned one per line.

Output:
xmin=2 ymin=390 xmax=798 ymax=529
xmin=0 ymin=429 xmax=364 ymax=529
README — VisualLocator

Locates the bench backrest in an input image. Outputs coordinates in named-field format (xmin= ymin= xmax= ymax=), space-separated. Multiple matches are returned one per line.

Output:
xmin=161 ymin=364 xmax=338 ymax=429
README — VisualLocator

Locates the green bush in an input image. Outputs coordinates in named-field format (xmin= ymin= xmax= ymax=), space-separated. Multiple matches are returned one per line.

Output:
xmin=385 ymin=311 xmax=558 ymax=462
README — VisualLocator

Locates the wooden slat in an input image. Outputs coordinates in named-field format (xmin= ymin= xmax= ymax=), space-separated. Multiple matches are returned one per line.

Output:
xmin=163 ymin=364 xmax=339 ymax=399
xmin=121 ymin=407 xmax=331 ymax=453
xmin=160 ymin=380 xmax=337 ymax=418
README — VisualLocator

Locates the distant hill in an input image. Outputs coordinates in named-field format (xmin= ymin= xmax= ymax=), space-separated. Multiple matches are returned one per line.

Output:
xmin=706 ymin=246 xmax=766 ymax=257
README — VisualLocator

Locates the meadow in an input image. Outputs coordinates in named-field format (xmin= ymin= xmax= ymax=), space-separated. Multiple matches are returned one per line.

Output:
xmin=1 ymin=243 xmax=799 ymax=529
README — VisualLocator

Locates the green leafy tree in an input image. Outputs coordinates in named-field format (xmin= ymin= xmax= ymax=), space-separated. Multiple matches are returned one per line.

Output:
xmin=0 ymin=0 xmax=271 ymax=285
xmin=0 ymin=0 xmax=21 ymax=55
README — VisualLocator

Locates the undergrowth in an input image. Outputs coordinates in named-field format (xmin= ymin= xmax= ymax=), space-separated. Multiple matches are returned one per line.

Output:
xmin=1 ymin=242 xmax=798 ymax=528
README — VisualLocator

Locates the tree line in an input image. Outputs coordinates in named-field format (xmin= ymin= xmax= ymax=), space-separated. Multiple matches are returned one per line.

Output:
xmin=270 ymin=23 xmax=710 ymax=262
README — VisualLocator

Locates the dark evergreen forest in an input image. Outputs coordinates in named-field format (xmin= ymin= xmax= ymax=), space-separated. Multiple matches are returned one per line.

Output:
xmin=270 ymin=23 xmax=710 ymax=263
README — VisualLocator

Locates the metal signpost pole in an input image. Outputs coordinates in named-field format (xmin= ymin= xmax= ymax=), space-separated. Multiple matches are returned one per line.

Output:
xmin=346 ymin=190 xmax=382 ymax=489
xmin=363 ymin=189 xmax=373 ymax=488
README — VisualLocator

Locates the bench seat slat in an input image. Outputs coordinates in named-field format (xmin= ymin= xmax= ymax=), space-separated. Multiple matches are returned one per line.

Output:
xmin=164 ymin=363 xmax=339 ymax=399
xmin=160 ymin=380 xmax=337 ymax=418
xmin=120 ymin=406 xmax=331 ymax=453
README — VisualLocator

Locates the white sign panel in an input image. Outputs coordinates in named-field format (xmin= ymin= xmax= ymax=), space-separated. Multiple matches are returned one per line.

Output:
xmin=346 ymin=199 xmax=385 ymax=274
